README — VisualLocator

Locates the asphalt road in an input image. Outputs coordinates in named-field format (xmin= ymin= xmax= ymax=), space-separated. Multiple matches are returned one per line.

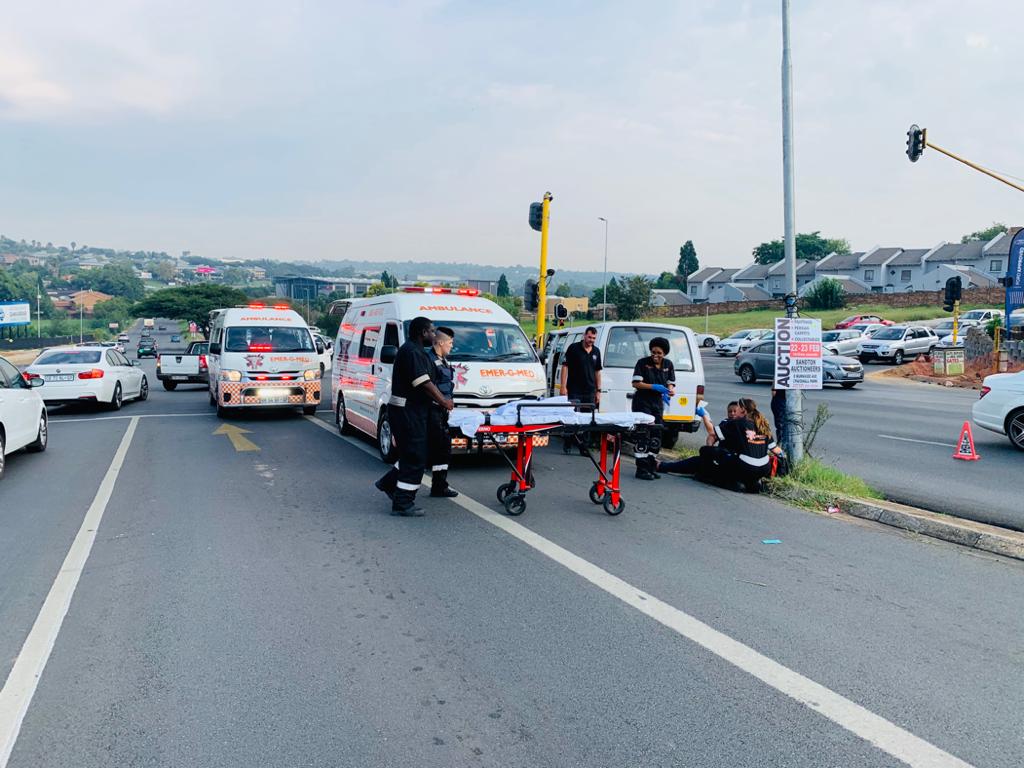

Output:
xmin=695 ymin=351 xmax=1023 ymax=531
xmin=0 ymin=321 xmax=1022 ymax=767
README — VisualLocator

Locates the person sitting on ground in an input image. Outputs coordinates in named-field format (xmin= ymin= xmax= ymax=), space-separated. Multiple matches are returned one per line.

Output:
xmin=733 ymin=397 xmax=784 ymax=492
xmin=656 ymin=400 xmax=748 ymax=479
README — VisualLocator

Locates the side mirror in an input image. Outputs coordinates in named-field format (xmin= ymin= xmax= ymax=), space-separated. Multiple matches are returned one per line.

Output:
xmin=380 ymin=345 xmax=398 ymax=364
xmin=315 ymin=340 xmax=325 ymax=354
xmin=29 ymin=377 xmax=44 ymax=388
xmin=209 ymin=342 xmax=221 ymax=355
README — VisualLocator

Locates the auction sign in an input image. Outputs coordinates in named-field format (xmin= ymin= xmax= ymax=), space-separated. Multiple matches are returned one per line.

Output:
xmin=774 ymin=317 xmax=822 ymax=389
xmin=0 ymin=301 xmax=31 ymax=327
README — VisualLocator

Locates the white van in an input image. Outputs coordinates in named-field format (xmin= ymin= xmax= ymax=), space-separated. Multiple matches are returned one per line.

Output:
xmin=333 ymin=288 xmax=546 ymax=459
xmin=207 ymin=304 xmax=325 ymax=417
xmin=542 ymin=322 xmax=705 ymax=448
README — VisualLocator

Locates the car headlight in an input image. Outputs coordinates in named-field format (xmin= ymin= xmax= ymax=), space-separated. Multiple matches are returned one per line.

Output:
xmin=303 ymin=369 xmax=319 ymax=381
xmin=221 ymin=369 xmax=242 ymax=382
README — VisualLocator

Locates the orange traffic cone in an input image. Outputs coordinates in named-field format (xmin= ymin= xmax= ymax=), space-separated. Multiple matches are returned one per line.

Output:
xmin=952 ymin=421 xmax=980 ymax=461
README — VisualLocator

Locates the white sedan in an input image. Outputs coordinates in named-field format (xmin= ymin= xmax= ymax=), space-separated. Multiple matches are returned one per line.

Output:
xmin=973 ymin=371 xmax=1024 ymax=450
xmin=27 ymin=345 xmax=149 ymax=410
xmin=694 ymin=332 xmax=720 ymax=349
xmin=0 ymin=354 xmax=48 ymax=479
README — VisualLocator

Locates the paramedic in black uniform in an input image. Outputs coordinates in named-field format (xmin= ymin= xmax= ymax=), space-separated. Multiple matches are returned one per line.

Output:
xmin=559 ymin=326 xmax=602 ymax=454
xmin=631 ymin=336 xmax=675 ymax=480
xmin=427 ymin=325 xmax=458 ymax=498
xmin=375 ymin=316 xmax=453 ymax=516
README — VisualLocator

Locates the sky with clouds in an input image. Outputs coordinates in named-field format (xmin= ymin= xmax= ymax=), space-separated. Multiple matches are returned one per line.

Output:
xmin=1 ymin=1 xmax=1022 ymax=273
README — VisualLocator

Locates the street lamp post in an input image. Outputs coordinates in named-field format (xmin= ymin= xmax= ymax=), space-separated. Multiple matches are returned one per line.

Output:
xmin=79 ymin=301 xmax=84 ymax=343
xmin=598 ymin=217 xmax=609 ymax=322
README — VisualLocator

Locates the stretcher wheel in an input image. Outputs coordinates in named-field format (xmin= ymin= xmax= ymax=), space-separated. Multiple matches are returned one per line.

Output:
xmin=497 ymin=482 xmax=516 ymax=504
xmin=503 ymin=494 xmax=527 ymax=516
xmin=602 ymin=494 xmax=625 ymax=516
xmin=589 ymin=482 xmax=604 ymax=505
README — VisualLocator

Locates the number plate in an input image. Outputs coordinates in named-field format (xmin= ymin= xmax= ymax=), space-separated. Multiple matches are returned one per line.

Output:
xmin=46 ymin=374 xmax=75 ymax=382
xmin=260 ymin=397 xmax=289 ymax=404
xmin=172 ymin=375 xmax=189 ymax=381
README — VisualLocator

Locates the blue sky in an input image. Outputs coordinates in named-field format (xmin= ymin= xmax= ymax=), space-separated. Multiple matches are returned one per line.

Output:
xmin=1 ymin=1 xmax=1022 ymax=273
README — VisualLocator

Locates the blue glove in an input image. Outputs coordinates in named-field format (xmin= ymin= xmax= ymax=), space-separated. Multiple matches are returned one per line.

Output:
xmin=661 ymin=392 xmax=671 ymax=405
xmin=651 ymin=384 xmax=669 ymax=395
xmin=695 ymin=400 xmax=708 ymax=418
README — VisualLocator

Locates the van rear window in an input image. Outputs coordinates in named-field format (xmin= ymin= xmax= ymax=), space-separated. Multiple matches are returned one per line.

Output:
xmin=604 ymin=328 xmax=694 ymax=371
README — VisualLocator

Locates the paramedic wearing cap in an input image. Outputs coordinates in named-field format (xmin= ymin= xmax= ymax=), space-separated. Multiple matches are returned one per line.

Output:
xmin=375 ymin=316 xmax=453 ymax=516
xmin=631 ymin=336 xmax=675 ymax=480
xmin=427 ymin=326 xmax=458 ymax=498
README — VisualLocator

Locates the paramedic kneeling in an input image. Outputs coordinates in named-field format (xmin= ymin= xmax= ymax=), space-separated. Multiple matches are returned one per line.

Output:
xmin=375 ymin=317 xmax=454 ymax=516
xmin=631 ymin=336 xmax=675 ymax=480
xmin=427 ymin=326 xmax=458 ymax=498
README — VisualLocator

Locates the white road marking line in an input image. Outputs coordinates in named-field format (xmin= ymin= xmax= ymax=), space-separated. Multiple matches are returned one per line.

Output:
xmin=49 ymin=412 xmax=213 ymax=424
xmin=878 ymin=434 xmax=953 ymax=448
xmin=304 ymin=414 xmax=972 ymax=767
xmin=0 ymin=417 xmax=140 ymax=768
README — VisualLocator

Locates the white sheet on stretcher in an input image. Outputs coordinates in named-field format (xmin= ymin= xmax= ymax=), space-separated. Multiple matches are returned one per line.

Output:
xmin=447 ymin=397 xmax=655 ymax=437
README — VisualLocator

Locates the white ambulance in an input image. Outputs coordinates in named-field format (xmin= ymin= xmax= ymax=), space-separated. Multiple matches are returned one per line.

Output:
xmin=207 ymin=304 xmax=325 ymax=417
xmin=541 ymin=322 xmax=706 ymax=448
xmin=332 ymin=288 xmax=546 ymax=459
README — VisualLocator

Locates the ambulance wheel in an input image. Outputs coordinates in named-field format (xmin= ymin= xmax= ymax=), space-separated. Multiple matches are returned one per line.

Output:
xmin=209 ymin=387 xmax=216 ymax=405
xmin=503 ymin=494 xmax=526 ymax=516
xmin=336 ymin=394 xmax=353 ymax=435
xmin=602 ymin=494 xmax=625 ymax=516
xmin=588 ymin=482 xmax=603 ymax=504
xmin=497 ymin=482 xmax=515 ymax=504
xmin=377 ymin=410 xmax=395 ymax=463
xmin=302 ymin=405 xmax=317 ymax=415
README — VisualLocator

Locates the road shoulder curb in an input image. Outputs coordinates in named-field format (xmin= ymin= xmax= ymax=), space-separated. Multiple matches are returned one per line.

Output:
xmin=838 ymin=495 xmax=1024 ymax=562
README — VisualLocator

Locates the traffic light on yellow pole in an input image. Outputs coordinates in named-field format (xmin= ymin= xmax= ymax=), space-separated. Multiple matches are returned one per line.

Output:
xmin=528 ymin=192 xmax=553 ymax=347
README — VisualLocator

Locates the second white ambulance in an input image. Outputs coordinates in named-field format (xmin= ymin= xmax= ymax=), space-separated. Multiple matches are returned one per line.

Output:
xmin=207 ymin=304 xmax=325 ymax=417
xmin=333 ymin=288 xmax=546 ymax=459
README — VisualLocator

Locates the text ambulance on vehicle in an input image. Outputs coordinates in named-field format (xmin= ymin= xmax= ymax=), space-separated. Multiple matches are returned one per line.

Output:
xmin=207 ymin=304 xmax=325 ymax=417
xmin=333 ymin=288 xmax=547 ymax=459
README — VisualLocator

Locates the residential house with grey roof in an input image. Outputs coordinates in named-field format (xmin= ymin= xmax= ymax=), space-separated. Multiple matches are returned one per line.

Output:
xmin=705 ymin=268 xmax=740 ymax=303
xmin=799 ymin=274 xmax=872 ymax=298
xmin=814 ymin=251 xmax=864 ymax=279
xmin=731 ymin=263 xmax=772 ymax=293
xmin=982 ymin=231 xmax=1013 ymax=276
xmin=650 ymin=289 xmax=692 ymax=308
xmin=857 ymin=247 xmax=902 ymax=291
xmin=686 ymin=267 xmax=723 ymax=302
xmin=723 ymin=283 xmax=772 ymax=302
xmin=882 ymin=247 xmax=932 ymax=291
xmin=763 ymin=259 xmax=816 ymax=297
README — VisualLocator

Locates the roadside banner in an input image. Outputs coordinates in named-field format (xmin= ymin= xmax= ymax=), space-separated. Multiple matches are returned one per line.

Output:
xmin=1006 ymin=228 xmax=1024 ymax=320
xmin=773 ymin=317 xmax=822 ymax=389
xmin=0 ymin=301 xmax=31 ymax=327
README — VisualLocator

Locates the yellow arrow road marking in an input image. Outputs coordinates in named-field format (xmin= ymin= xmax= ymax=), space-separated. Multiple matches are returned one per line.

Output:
xmin=213 ymin=423 xmax=260 ymax=452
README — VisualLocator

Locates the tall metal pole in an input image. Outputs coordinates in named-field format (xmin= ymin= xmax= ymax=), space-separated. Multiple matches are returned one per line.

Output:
xmin=599 ymin=217 xmax=608 ymax=322
xmin=536 ymin=191 xmax=553 ymax=348
xmin=781 ymin=0 xmax=804 ymax=462
xmin=79 ymin=301 xmax=84 ymax=343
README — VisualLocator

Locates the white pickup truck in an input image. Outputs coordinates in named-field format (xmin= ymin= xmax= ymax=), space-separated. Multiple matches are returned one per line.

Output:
xmin=156 ymin=341 xmax=209 ymax=390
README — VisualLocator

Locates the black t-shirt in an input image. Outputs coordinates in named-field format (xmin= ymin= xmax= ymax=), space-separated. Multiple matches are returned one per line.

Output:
xmin=631 ymin=356 xmax=676 ymax=414
xmin=392 ymin=339 xmax=434 ymax=407
xmin=714 ymin=418 xmax=754 ymax=454
xmin=428 ymin=348 xmax=455 ymax=400
xmin=563 ymin=341 xmax=602 ymax=396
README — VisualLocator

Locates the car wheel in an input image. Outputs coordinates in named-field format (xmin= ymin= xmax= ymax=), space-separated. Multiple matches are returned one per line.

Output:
xmin=319 ymin=362 xmax=325 ymax=375
xmin=827 ymin=347 xmax=839 ymax=355
xmin=336 ymin=393 xmax=353 ymax=435
xmin=840 ymin=382 xmax=858 ymax=389
xmin=138 ymin=376 xmax=149 ymax=401
xmin=1006 ymin=408 xmax=1024 ymax=451
xmin=163 ymin=381 xmax=178 ymax=391
xmin=739 ymin=365 xmax=757 ymax=384
xmin=109 ymin=383 xmax=123 ymax=411
xmin=26 ymin=412 xmax=48 ymax=452
xmin=703 ymin=337 xmax=715 ymax=348
xmin=377 ymin=409 xmax=395 ymax=463
xmin=893 ymin=350 xmax=905 ymax=365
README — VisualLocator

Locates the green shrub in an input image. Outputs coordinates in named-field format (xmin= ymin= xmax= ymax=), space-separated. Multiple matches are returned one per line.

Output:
xmin=803 ymin=278 xmax=846 ymax=310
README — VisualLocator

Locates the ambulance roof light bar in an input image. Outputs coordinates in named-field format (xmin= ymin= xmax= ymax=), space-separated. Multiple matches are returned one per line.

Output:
xmin=243 ymin=303 xmax=294 ymax=310
xmin=400 ymin=286 xmax=479 ymax=296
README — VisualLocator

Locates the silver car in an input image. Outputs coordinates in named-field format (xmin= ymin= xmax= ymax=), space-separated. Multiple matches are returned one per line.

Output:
xmin=821 ymin=329 xmax=864 ymax=356
xmin=857 ymin=325 xmax=937 ymax=365
xmin=715 ymin=328 xmax=771 ymax=356
xmin=734 ymin=341 xmax=863 ymax=388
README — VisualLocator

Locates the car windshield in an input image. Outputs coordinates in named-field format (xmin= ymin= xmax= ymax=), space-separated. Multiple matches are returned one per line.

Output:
xmin=839 ymin=317 xmax=858 ymax=324
xmin=727 ymin=330 xmax=756 ymax=339
xmin=406 ymin=321 xmax=536 ymax=362
xmin=961 ymin=311 xmax=988 ymax=320
xmin=225 ymin=326 xmax=314 ymax=353
xmin=604 ymin=327 xmax=696 ymax=372
xmin=36 ymin=350 xmax=102 ymax=365
xmin=822 ymin=331 xmax=841 ymax=342
xmin=872 ymin=328 xmax=905 ymax=340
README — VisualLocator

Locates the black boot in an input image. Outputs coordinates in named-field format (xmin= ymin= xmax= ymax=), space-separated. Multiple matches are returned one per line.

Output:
xmin=430 ymin=469 xmax=458 ymax=497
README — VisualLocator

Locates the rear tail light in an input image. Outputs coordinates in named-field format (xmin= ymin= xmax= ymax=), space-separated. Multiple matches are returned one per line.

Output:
xmin=77 ymin=369 xmax=105 ymax=379
xmin=696 ymin=384 xmax=705 ymax=398
xmin=24 ymin=372 xmax=40 ymax=381
xmin=199 ymin=354 xmax=208 ymax=369
xmin=979 ymin=386 xmax=991 ymax=399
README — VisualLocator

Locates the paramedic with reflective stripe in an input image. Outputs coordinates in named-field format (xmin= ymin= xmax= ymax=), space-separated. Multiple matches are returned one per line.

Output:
xmin=630 ymin=336 xmax=675 ymax=480
xmin=427 ymin=326 xmax=458 ymax=498
xmin=375 ymin=317 xmax=453 ymax=516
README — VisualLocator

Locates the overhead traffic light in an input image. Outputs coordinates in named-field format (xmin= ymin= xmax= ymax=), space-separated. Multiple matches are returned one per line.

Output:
xmin=906 ymin=124 xmax=926 ymax=162
xmin=528 ymin=202 xmax=544 ymax=232
xmin=943 ymin=275 xmax=962 ymax=312
xmin=524 ymin=279 xmax=540 ymax=311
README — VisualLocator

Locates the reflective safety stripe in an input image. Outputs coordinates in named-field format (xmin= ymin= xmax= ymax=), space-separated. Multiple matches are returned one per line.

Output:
xmin=634 ymin=452 xmax=650 ymax=458
xmin=431 ymin=464 xmax=448 ymax=471
xmin=715 ymin=424 xmax=725 ymax=440
xmin=396 ymin=481 xmax=420 ymax=491
xmin=412 ymin=374 xmax=430 ymax=387
xmin=631 ymin=375 xmax=643 ymax=382
xmin=739 ymin=454 xmax=769 ymax=467
xmin=393 ymin=462 xmax=400 ymax=468
xmin=389 ymin=395 xmax=407 ymax=407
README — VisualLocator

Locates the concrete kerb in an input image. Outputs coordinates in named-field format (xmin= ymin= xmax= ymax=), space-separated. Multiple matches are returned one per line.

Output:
xmin=838 ymin=495 xmax=1024 ymax=562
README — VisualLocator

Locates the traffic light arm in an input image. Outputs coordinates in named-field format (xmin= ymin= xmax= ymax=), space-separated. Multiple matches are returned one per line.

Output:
xmin=925 ymin=139 xmax=1024 ymax=194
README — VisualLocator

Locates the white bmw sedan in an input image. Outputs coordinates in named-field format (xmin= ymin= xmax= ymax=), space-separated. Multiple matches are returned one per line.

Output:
xmin=0 ymin=354 xmax=48 ymax=479
xmin=973 ymin=371 xmax=1024 ymax=451
xmin=27 ymin=345 xmax=149 ymax=410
